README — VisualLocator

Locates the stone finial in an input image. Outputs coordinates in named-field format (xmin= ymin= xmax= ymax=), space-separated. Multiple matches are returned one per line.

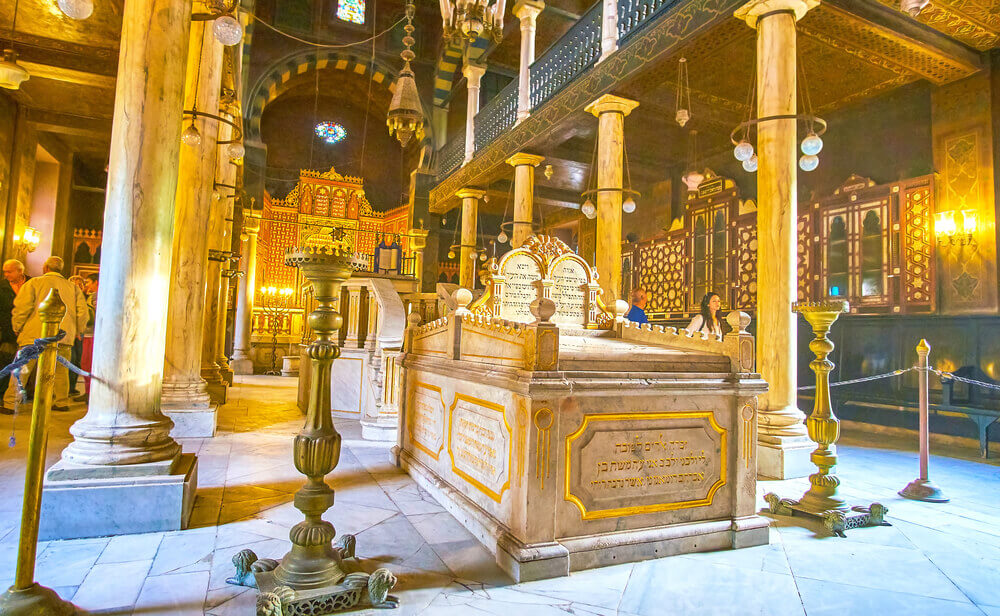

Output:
xmin=726 ymin=311 xmax=752 ymax=334
xmin=407 ymin=312 xmax=422 ymax=327
xmin=613 ymin=299 xmax=630 ymax=321
xmin=454 ymin=288 xmax=473 ymax=315
xmin=530 ymin=297 xmax=556 ymax=324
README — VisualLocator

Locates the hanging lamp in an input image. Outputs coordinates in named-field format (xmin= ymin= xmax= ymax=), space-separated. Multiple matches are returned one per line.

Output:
xmin=0 ymin=0 xmax=29 ymax=90
xmin=675 ymin=57 xmax=691 ymax=127
xmin=388 ymin=0 xmax=426 ymax=147
xmin=681 ymin=129 xmax=704 ymax=192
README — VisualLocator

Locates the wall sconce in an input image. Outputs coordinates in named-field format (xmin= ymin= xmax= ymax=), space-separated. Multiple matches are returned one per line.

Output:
xmin=14 ymin=226 xmax=40 ymax=252
xmin=935 ymin=210 xmax=977 ymax=246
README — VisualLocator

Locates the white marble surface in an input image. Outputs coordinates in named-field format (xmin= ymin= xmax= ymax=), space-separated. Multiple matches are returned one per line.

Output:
xmin=0 ymin=375 xmax=997 ymax=614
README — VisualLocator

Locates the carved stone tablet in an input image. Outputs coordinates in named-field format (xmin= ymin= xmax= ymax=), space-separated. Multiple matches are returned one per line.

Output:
xmin=448 ymin=393 xmax=511 ymax=503
xmin=410 ymin=382 xmax=445 ymax=459
xmin=549 ymin=257 xmax=588 ymax=327
xmin=498 ymin=252 xmax=542 ymax=323
xmin=565 ymin=412 xmax=726 ymax=520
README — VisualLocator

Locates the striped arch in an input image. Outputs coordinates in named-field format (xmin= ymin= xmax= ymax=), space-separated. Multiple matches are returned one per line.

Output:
xmin=244 ymin=50 xmax=400 ymax=141
xmin=432 ymin=36 xmax=490 ymax=108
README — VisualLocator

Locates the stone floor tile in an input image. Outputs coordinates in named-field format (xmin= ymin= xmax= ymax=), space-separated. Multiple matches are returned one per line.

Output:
xmin=619 ymin=557 xmax=806 ymax=616
xmin=795 ymin=577 xmax=985 ymax=616
xmin=133 ymin=571 xmax=209 ymax=615
xmin=97 ymin=532 xmax=163 ymax=564
xmin=72 ymin=558 xmax=151 ymax=612
xmin=429 ymin=538 xmax=511 ymax=586
xmin=409 ymin=511 xmax=478 ymax=545
xmin=514 ymin=561 xmax=634 ymax=610
xmin=148 ymin=530 xmax=215 ymax=576
xmin=33 ymin=537 xmax=109 ymax=588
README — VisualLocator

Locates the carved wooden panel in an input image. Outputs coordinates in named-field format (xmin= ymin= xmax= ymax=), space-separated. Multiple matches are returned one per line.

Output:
xmin=901 ymin=184 xmax=934 ymax=311
xmin=639 ymin=237 xmax=686 ymax=316
xmin=735 ymin=221 xmax=757 ymax=311
xmin=796 ymin=213 xmax=813 ymax=303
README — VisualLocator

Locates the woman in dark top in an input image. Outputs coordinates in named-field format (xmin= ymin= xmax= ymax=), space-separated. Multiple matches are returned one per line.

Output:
xmin=686 ymin=292 xmax=725 ymax=337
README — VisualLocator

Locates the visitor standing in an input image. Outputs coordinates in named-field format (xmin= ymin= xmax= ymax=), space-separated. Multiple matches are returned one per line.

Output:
xmin=625 ymin=288 xmax=649 ymax=324
xmin=0 ymin=260 xmax=28 ymax=415
xmin=686 ymin=292 xmax=725 ymax=337
xmin=5 ymin=256 xmax=88 ymax=411
xmin=68 ymin=275 xmax=87 ymax=394
xmin=76 ymin=273 xmax=99 ymax=403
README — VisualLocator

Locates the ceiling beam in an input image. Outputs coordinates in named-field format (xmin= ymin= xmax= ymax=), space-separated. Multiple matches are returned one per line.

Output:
xmin=20 ymin=62 xmax=116 ymax=89
xmin=27 ymin=109 xmax=112 ymax=141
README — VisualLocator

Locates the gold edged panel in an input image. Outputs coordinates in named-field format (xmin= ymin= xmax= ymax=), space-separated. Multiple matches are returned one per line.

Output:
xmin=409 ymin=382 xmax=446 ymax=460
xmin=447 ymin=392 xmax=513 ymax=504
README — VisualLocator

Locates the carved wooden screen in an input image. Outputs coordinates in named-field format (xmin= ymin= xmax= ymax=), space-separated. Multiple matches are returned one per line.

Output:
xmin=735 ymin=215 xmax=758 ymax=310
xmin=638 ymin=236 xmax=686 ymax=318
xmin=899 ymin=179 xmax=935 ymax=313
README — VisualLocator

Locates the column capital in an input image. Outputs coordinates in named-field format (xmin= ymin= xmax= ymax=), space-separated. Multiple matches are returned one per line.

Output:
xmin=506 ymin=152 xmax=545 ymax=168
xmin=514 ymin=0 xmax=545 ymax=24
xmin=462 ymin=62 xmax=487 ymax=84
xmin=585 ymin=94 xmax=639 ymax=118
xmin=243 ymin=211 xmax=261 ymax=234
xmin=456 ymin=187 xmax=487 ymax=201
xmin=734 ymin=0 xmax=818 ymax=28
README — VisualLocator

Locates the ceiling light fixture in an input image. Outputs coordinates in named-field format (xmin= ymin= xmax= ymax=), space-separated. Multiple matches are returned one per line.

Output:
xmin=440 ymin=0 xmax=505 ymax=47
xmin=900 ymin=0 xmax=930 ymax=17
xmin=387 ymin=0 xmax=426 ymax=147
xmin=57 ymin=0 xmax=94 ymax=20
xmin=0 ymin=0 xmax=29 ymax=90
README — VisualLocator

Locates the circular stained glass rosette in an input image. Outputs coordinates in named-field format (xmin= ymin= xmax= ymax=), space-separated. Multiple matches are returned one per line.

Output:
xmin=315 ymin=122 xmax=347 ymax=144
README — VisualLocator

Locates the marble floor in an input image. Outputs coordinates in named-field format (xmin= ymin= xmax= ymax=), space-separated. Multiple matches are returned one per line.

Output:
xmin=0 ymin=375 xmax=998 ymax=615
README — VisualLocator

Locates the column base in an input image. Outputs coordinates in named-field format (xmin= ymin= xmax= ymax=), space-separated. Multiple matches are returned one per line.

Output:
xmin=206 ymin=381 xmax=228 ymax=405
xmin=220 ymin=367 xmax=234 ymax=386
xmin=360 ymin=419 xmax=397 ymax=442
xmin=40 ymin=453 xmax=198 ymax=540
xmin=231 ymin=357 xmax=254 ymax=375
xmin=163 ymin=405 xmax=219 ymax=438
xmin=757 ymin=437 xmax=814 ymax=480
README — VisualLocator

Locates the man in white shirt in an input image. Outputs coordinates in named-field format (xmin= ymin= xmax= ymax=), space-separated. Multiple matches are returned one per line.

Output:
xmin=4 ymin=256 xmax=89 ymax=411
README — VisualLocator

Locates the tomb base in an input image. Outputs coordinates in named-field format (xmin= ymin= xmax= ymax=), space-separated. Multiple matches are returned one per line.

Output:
xmin=757 ymin=437 xmax=814 ymax=479
xmin=163 ymin=405 xmax=218 ymax=438
xmin=39 ymin=454 xmax=197 ymax=540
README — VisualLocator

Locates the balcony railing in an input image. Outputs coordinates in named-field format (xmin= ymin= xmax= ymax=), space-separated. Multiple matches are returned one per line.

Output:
xmin=617 ymin=0 xmax=682 ymax=43
xmin=528 ymin=2 xmax=602 ymax=109
xmin=438 ymin=128 xmax=466 ymax=177
xmin=474 ymin=80 xmax=519 ymax=152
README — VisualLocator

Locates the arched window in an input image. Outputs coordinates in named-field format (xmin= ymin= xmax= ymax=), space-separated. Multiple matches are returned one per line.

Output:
xmin=336 ymin=0 xmax=365 ymax=24
xmin=693 ymin=215 xmax=708 ymax=303
xmin=827 ymin=216 xmax=848 ymax=297
xmin=712 ymin=210 xmax=727 ymax=300
xmin=861 ymin=210 xmax=883 ymax=297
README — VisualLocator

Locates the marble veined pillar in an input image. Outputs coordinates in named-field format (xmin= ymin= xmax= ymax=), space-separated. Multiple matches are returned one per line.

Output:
xmin=585 ymin=94 xmax=638 ymax=304
xmin=514 ymin=0 xmax=544 ymax=122
xmin=202 ymin=197 xmax=229 ymax=404
xmin=463 ymin=62 xmax=486 ymax=164
xmin=736 ymin=0 xmax=818 ymax=479
xmin=456 ymin=188 xmax=485 ymax=289
xmin=161 ymin=21 xmax=222 ymax=438
xmin=231 ymin=211 xmax=260 ymax=375
xmin=507 ymin=152 xmax=544 ymax=248
xmin=41 ymin=0 xmax=198 ymax=541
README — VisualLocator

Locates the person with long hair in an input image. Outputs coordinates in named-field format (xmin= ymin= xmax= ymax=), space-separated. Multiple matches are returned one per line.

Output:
xmin=686 ymin=292 xmax=724 ymax=336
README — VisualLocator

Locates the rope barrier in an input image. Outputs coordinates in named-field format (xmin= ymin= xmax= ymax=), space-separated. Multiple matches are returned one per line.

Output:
xmin=798 ymin=367 xmax=916 ymax=391
xmin=798 ymin=365 xmax=1000 ymax=393
xmin=930 ymin=368 xmax=1000 ymax=392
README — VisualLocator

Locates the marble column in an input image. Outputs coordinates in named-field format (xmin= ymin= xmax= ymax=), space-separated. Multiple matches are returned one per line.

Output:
xmin=456 ymin=188 xmax=485 ymax=289
xmin=585 ymin=94 xmax=638 ymax=304
xmin=514 ymin=0 xmax=544 ymax=122
xmin=160 ymin=22 xmax=222 ymax=439
xmin=463 ymin=62 xmax=486 ymax=164
xmin=202 ymin=221 xmax=228 ymax=404
xmin=736 ymin=0 xmax=817 ymax=479
xmin=40 ymin=0 xmax=198 ymax=541
xmin=600 ymin=0 xmax=618 ymax=61
xmin=213 ymin=125 xmax=238 ymax=386
xmin=231 ymin=211 xmax=260 ymax=375
xmin=506 ymin=153 xmax=545 ymax=247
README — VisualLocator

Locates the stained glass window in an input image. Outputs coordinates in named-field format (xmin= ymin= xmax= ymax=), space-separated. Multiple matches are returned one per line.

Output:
xmin=336 ymin=0 xmax=365 ymax=24
xmin=314 ymin=122 xmax=347 ymax=144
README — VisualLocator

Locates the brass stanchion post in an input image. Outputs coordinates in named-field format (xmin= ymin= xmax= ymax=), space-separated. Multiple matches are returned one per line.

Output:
xmin=900 ymin=339 xmax=948 ymax=502
xmin=0 ymin=289 xmax=77 ymax=615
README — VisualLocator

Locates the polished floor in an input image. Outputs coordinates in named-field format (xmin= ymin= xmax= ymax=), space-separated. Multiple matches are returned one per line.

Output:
xmin=0 ymin=375 xmax=997 ymax=615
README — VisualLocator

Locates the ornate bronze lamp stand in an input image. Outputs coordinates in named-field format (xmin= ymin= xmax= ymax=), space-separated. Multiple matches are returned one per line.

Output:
xmin=237 ymin=245 xmax=400 ymax=614
xmin=764 ymin=300 xmax=889 ymax=537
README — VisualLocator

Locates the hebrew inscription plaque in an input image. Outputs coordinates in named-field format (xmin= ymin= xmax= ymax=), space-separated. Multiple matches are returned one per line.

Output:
xmin=410 ymin=383 xmax=445 ymax=459
xmin=498 ymin=252 xmax=542 ymax=323
xmin=448 ymin=394 xmax=511 ymax=503
xmin=550 ymin=258 xmax=588 ymax=327
xmin=565 ymin=412 xmax=726 ymax=520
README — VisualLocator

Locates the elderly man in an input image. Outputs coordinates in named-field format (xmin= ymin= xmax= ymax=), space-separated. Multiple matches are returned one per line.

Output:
xmin=625 ymin=287 xmax=649 ymax=324
xmin=0 ymin=259 xmax=28 ymax=414
xmin=4 ymin=256 xmax=88 ymax=412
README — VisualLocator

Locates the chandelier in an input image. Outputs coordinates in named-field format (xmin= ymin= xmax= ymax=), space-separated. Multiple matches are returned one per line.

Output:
xmin=440 ymin=0 xmax=506 ymax=46
xmin=0 ymin=0 xmax=29 ymax=90
xmin=388 ymin=0 xmax=426 ymax=147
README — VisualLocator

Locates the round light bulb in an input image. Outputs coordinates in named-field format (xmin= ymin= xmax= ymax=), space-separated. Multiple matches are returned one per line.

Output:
xmin=799 ymin=154 xmax=819 ymax=172
xmin=214 ymin=15 xmax=244 ymax=46
xmin=801 ymin=131 xmax=823 ymax=156
xmin=742 ymin=155 xmax=758 ymax=173
xmin=675 ymin=108 xmax=690 ymax=127
xmin=622 ymin=196 xmax=636 ymax=214
xmin=497 ymin=231 xmax=508 ymax=244
xmin=181 ymin=123 xmax=201 ymax=147
xmin=447 ymin=250 xmax=456 ymax=259
xmin=479 ymin=252 xmax=487 ymax=262
xmin=734 ymin=140 xmax=754 ymax=162
xmin=58 ymin=0 xmax=94 ymax=20
xmin=581 ymin=198 xmax=596 ymax=219
xmin=469 ymin=250 xmax=479 ymax=260
xmin=228 ymin=142 xmax=245 ymax=160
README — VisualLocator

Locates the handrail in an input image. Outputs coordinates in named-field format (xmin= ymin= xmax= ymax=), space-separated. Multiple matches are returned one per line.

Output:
xmin=616 ymin=0 xmax=682 ymax=43
xmin=474 ymin=80 xmax=519 ymax=152
xmin=437 ymin=129 xmax=466 ymax=179
xmin=529 ymin=2 xmax=602 ymax=110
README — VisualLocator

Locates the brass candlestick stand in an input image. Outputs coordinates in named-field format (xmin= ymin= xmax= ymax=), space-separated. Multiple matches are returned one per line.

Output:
xmin=234 ymin=245 xmax=400 ymax=613
xmin=0 ymin=290 xmax=78 ymax=615
xmin=764 ymin=300 xmax=889 ymax=537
